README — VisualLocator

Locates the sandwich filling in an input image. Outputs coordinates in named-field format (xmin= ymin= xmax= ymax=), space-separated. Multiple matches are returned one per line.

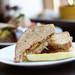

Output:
xmin=24 ymin=35 xmax=51 ymax=55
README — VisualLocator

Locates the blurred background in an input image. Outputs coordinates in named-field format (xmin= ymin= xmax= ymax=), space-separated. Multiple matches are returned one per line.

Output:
xmin=0 ymin=0 xmax=74 ymax=19
xmin=0 ymin=0 xmax=75 ymax=48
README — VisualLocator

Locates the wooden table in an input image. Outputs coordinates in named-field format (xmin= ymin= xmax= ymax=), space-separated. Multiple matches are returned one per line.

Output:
xmin=0 ymin=60 xmax=75 ymax=75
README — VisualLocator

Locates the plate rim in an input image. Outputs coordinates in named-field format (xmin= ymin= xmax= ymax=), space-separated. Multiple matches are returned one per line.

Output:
xmin=0 ymin=57 xmax=75 ymax=67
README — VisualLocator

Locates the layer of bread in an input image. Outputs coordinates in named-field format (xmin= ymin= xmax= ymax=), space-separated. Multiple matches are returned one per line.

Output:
xmin=47 ymin=32 xmax=72 ymax=51
xmin=15 ymin=24 xmax=55 ymax=62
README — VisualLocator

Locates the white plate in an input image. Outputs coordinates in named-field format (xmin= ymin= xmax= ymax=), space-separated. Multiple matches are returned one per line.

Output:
xmin=0 ymin=43 xmax=75 ymax=67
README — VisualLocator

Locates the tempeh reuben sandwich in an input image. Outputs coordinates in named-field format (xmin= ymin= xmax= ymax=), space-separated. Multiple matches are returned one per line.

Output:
xmin=15 ymin=24 xmax=72 ymax=62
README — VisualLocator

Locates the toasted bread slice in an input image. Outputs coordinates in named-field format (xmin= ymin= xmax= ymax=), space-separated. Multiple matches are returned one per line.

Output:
xmin=15 ymin=24 xmax=55 ymax=62
xmin=47 ymin=32 xmax=72 ymax=52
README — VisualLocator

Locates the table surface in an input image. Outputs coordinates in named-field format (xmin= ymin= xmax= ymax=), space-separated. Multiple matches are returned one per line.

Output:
xmin=0 ymin=60 xmax=75 ymax=75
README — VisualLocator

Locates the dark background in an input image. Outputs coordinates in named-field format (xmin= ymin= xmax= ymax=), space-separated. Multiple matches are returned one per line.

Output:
xmin=0 ymin=60 xmax=75 ymax=75
xmin=31 ymin=19 xmax=75 ymax=42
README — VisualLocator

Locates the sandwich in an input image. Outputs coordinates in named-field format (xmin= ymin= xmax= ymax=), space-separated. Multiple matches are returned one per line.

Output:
xmin=15 ymin=24 xmax=73 ymax=62
xmin=15 ymin=24 xmax=55 ymax=62
xmin=46 ymin=31 xmax=72 ymax=53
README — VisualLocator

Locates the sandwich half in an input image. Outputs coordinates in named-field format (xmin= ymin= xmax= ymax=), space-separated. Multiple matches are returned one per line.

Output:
xmin=47 ymin=31 xmax=72 ymax=52
xmin=15 ymin=24 xmax=55 ymax=62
